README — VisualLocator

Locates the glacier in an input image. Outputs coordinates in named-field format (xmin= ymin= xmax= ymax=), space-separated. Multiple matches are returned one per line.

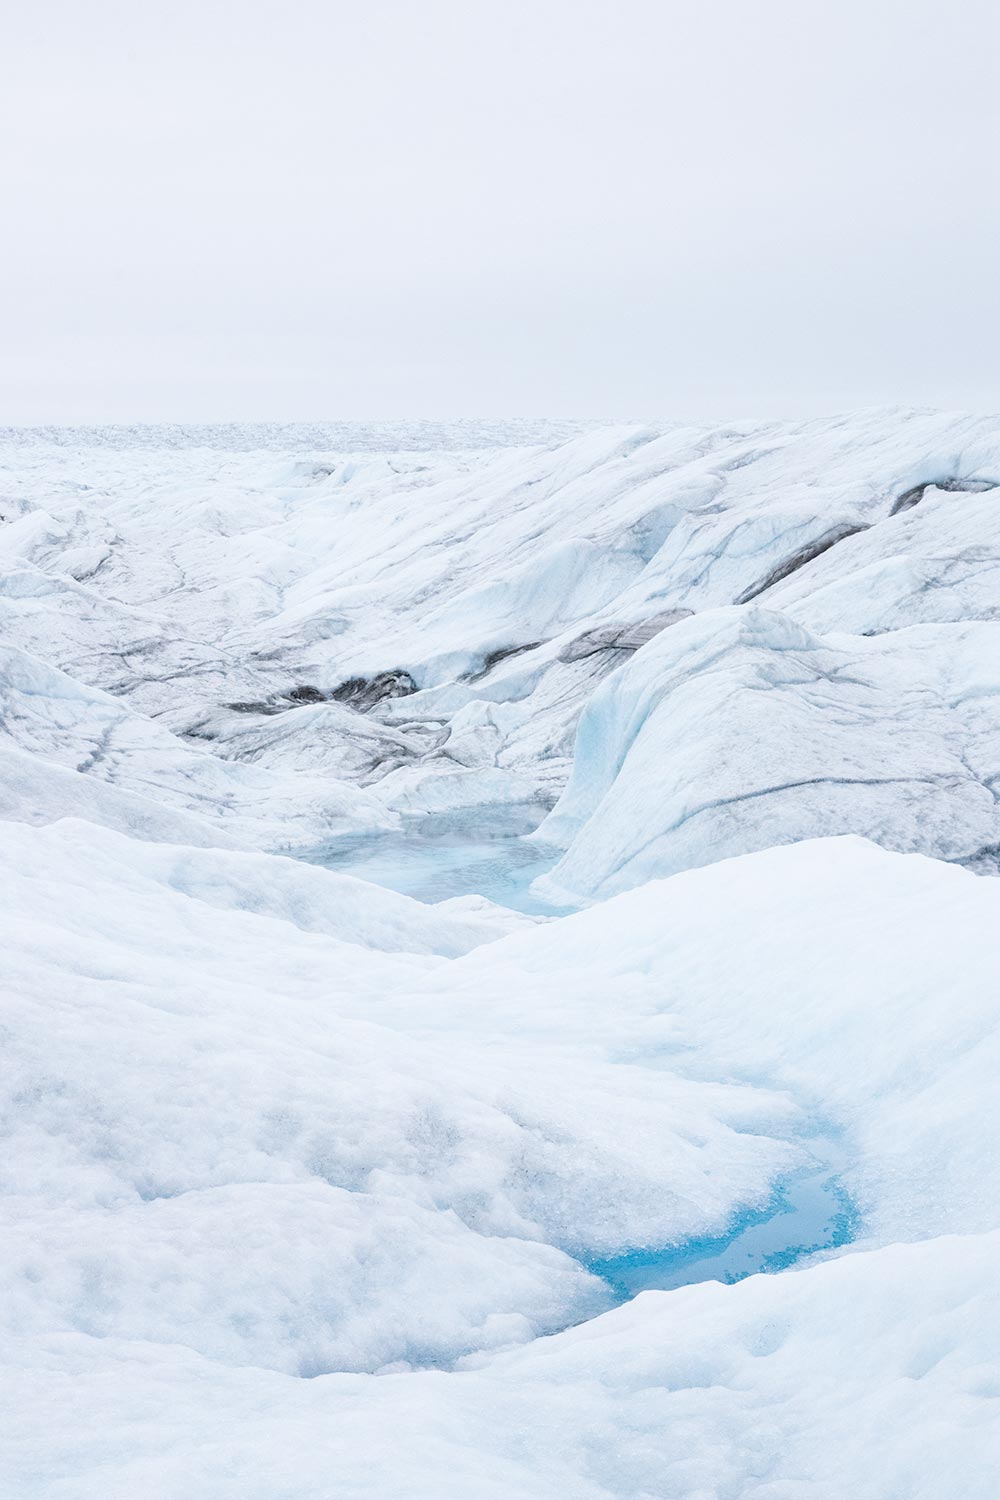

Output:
xmin=1 ymin=411 xmax=998 ymax=1497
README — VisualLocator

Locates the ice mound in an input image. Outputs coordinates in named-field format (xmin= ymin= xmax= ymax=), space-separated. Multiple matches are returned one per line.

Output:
xmin=533 ymin=606 xmax=1000 ymax=900
xmin=0 ymin=642 xmax=393 ymax=850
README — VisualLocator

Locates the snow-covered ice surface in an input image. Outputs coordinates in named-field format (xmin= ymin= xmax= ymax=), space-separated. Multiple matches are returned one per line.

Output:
xmin=2 ymin=412 xmax=999 ymax=1497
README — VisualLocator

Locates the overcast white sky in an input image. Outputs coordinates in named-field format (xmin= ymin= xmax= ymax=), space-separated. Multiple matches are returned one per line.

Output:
xmin=2 ymin=1 xmax=999 ymax=423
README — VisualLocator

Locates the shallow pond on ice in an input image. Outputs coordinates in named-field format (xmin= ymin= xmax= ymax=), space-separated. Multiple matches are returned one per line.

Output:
xmin=589 ymin=1144 xmax=857 ymax=1297
xmin=310 ymin=804 xmax=564 ymax=916
xmin=308 ymin=810 xmax=859 ymax=1299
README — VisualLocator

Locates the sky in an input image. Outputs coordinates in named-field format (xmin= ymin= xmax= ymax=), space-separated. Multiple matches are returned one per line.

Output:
xmin=2 ymin=0 xmax=999 ymax=423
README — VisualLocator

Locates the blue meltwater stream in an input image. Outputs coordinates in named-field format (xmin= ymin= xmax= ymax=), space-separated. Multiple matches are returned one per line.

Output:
xmin=310 ymin=809 xmax=859 ymax=1299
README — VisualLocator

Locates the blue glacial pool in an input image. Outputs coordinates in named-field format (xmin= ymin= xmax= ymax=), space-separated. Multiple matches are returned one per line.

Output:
xmin=587 ymin=1145 xmax=858 ymax=1296
xmin=306 ymin=805 xmax=566 ymax=916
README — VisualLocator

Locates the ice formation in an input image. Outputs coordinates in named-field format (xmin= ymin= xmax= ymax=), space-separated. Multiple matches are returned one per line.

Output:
xmin=1 ymin=412 xmax=998 ymax=1497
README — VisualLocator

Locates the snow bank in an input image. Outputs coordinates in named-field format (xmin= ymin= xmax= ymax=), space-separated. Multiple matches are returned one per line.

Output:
xmin=0 ymin=817 xmax=807 ymax=1383
xmin=4 ymin=826 xmax=999 ymax=1405
xmin=461 ymin=837 xmax=1000 ymax=1244
xmin=3 ymin=1220 xmax=997 ymax=1498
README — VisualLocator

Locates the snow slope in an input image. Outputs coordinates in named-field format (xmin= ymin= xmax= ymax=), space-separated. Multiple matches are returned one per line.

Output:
xmin=1 ymin=414 xmax=998 ymax=1497
xmin=3 ymin=830 xmax=999 ymax=1495
xmin=5 ymin=1232 xmax=994 ymax=1500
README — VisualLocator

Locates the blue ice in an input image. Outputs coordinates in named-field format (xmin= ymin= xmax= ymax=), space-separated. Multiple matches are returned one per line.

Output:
xmin=588 ymin=1146 xmax=858 ymax=1297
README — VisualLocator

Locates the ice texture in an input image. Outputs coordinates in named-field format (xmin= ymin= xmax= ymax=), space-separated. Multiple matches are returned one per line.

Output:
xmin=533 ymin=606 xmax=1000 ymax=901
xmin=1 ymin=413 xmax=998 ymax=1497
